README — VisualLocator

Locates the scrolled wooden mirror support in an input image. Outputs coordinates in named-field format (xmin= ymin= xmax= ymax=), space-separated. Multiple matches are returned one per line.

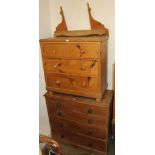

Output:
xmin=54 ymin=3 xmax=109 ymax=37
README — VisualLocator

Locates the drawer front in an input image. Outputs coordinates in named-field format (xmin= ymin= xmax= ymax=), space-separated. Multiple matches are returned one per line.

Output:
xmin=46 ymin=73 xmax=99 ymax=94
xmin=51 ymin=118 xmax=108 ymax=139
xmin=45 ymin=97 xmax=75 ymax=113
xmin=52 ymin=129 xmax=107 ymax=153
xmin=75 ymin=103 xmax=108 ymax=117
xmin=41 ymin=42 xmax=99 ymax=59
xmin=42 ymin=43 xmax=68 ymax=58
xmin=49 ymin=110 xmax=108 ymax=128
xmin=44 ymin=59 xmax=99 ymax=77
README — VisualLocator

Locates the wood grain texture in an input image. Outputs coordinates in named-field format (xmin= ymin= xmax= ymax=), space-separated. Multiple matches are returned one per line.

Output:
xmin=87 ymin=3 xmax=109 ymax=37
xmin=45 ymin=90 xmax=113 ymax=155
xmin=40 ymin=37 xmax=108 ymax=100
xmin=54 ymin=6 xmax=67 ymax=33
xmin=54 ymin=29 xmax=106 ymax=37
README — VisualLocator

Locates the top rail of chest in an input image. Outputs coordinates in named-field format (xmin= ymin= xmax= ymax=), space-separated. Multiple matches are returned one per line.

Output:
xmin=40 ymin=41 xmax=101 ymax=59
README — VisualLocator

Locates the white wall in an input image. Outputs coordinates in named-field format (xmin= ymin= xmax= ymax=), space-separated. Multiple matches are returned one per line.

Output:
xmin=40 ymin=0 xmax=115 ymax=135
xmin=39 ymin=0 xmax=51 ymax=135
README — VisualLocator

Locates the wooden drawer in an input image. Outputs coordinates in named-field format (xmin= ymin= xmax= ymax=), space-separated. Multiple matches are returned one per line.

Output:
xmin=41 ymin=42 xmax=99 ymax=59
xmin=46 ymin=73 xmax=99 ymax=96
xmin=75 ymin=102 xmax=108 ymax=117
xmin=51 ymin=118 xmax=108 ymax=139
xmin=52 ymin=129 xmax=107 ymax=153
xmin=45 ymin=97 xmax=75 ymax=113
xmin=44 ymin=59 xmax=99 ymax=77
xmin=49 ymin=110 xmax=108 ymax=128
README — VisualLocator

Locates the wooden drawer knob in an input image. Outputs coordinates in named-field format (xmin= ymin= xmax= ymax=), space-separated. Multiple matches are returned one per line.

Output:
xmin=87 ymin=131 xmax=93 ymax=136
xmin=56 ymin=102 xmax=61 ymax=108
xmin=52 ymin=50 xmax=56 ymax=54
xmin=88 ymin=119 xmax=93 ymax=124
xmin=59 ymin=123 xmax=64 ymax=128
xmin=80 ymin=65 xmax=86 ymax=71
xmin=88 ymin=142 xmax=93 ymax=147
xmin=57 ymin=111 xmax=62 ymax=116
xmin=53 ymin=64 xmax=58 ymax=69
xmin=88 ymin=108 xmax=93 ymax=114
xmin=82 ymin=82 xmax=87 ymax=87
xmin=60 ymin=134 xmax=64 ymax=139
xmin=55 ymin=80 xmax=60 ymax=86
xmin=76 ymin=44 xmax=85 ymax=54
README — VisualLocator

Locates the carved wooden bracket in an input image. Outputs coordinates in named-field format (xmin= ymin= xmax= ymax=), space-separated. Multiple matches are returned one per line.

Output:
xmin=54 ymin=6 xmax=68 ymax=33
xmin=87 ymin=3 xmax=109 ymax=36
xmin=54 ymin=3 xmax=109 ymax=37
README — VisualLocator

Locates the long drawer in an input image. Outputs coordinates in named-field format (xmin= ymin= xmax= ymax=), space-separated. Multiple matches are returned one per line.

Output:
xmin=48 ymin=110 xmax=108 ymax=128
xmin=41 ymin=42 xmax=99 ymax=59
xmin=45 ymin=92 xmax=109 ymax=117
xmin=51 ymin=118 xmax=108 ymax=139
xmin=46 ymin=73 xmax=99 ymax=96
xmin=52 ymin=129 xmax=107 ymax=153
xmin=44 ymin=59 xmax=99 ymax=77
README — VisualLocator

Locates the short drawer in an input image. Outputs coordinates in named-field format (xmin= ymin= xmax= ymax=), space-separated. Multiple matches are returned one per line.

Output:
xmin=75 ymin=134 xmax=107 ymax=153
xmin=44 ymin=59 xmax=99 ymax=77
xmin=46 ymin=73 xmax=99 ymax=96
xmin=45 ymin=97 xmax=75 ymax=113
xmin=75 ymin=103 xmax=108 ymax=117
xmin=41 ymin=42 xmax=99 ymax=59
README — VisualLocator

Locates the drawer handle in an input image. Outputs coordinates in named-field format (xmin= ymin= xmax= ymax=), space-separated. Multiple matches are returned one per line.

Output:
xmin=59 ymin=123 xmax=64 ymax=128
xmin=56 ymin=102 xmax=61 ymax=108
xmin=55 ymin=80 xmax=60 ymax=86
xmin=80 ymin=65 xmax=86 ymax=71
xmin=52 ymin=50 xmax=56 ymax=54
xmin=88 ymin=142 xmax=93 ymax=147
xmin=76 ymin=44 xmax=85 ymax=55
xmin=87 ymin=131 xmax=93 ymax=136
xmin=88 ymin=119 xmax=93 ymax=124
xmin=60 ymin=134 xmax=64 ymax=139
xmin=57 ymin=111 xmax=62 ymax=116
xmin=53 ymin=64 xmax=58 ymax=69
xmin=82 ymin=82 xmax=87 ymax=88
xmin=88 ymin=108 xmax=93 ymax=114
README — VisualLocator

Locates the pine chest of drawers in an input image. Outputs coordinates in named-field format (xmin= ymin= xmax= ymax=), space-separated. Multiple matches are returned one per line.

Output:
xmin=40 ymin=36 xmax=108 ymax=101
xmin=45 ymin=90 xmax=113 ymax=155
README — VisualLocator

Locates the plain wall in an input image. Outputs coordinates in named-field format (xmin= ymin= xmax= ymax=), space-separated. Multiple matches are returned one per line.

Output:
xmin=39 ymin=0 xmax=115 ymax=135
xmin=39 ymin=0 xmax=51 ymax=135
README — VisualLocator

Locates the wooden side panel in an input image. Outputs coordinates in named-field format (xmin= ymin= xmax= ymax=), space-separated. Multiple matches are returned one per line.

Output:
xmin=101 ymin=40 xmax=108 ymax=95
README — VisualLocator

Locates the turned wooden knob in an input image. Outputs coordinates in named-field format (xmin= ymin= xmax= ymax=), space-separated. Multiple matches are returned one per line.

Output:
xmin=88 ymin=108 xmax=93 ymax=114
xmin=81 ymin=65 xmax=86 ymax=71
xmin=52 ymin=50 xmax=56 ymax=54
xmin=82 ymin=82 xmax=87 ymax=87
xmin=55 ymin=80 xmax=60 ymax=86
xmin=57 ymin=111 xmax=62 ymax=116
xmin=53 ymin=64 xmax=58 ymax=69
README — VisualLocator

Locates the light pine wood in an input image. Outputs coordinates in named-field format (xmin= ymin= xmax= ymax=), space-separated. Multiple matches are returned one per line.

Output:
xmin=54 ymin=29 xmax=106 ymax=37
xmin=87 ymin=3 xmax=109 ymax=37
xmin=54 ymin=6 xmax=67 ymax=33
xmin=40 ymin=37 xmax=108 ymax=101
